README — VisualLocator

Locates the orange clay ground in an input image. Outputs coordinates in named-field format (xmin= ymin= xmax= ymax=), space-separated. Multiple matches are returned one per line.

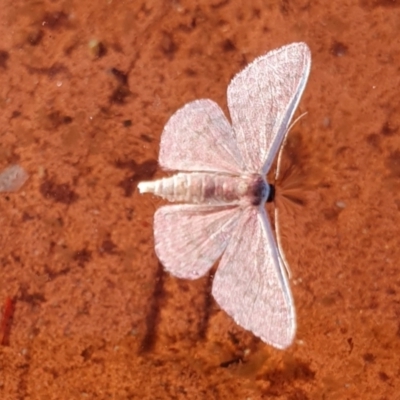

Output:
xmin=0 ymin=1 xmax=399 ymax=399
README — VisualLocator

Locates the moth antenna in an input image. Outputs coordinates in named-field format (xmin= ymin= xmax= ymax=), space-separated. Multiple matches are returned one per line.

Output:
xmin=274 ymin=206 xmax=292 ymax=279
xmin=275 ymin=111 xmax=307 ymax=181
xmin=288 ymin=111 xmax=308 ymax=133
xmin=273 ymin=111 xmax=307 ymax=279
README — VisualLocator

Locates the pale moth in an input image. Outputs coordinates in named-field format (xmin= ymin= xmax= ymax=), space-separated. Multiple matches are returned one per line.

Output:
xmin=138 ymin=42 xmax=311 ymax=349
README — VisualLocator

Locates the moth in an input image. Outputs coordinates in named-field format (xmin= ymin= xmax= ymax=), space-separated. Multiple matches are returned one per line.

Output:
xmin=138 ymin=42 xmax=311 ymax=349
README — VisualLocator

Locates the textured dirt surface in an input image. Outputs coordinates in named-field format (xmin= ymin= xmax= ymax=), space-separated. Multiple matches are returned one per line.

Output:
xmin=0 ymin=0 xmax=399 ymax=399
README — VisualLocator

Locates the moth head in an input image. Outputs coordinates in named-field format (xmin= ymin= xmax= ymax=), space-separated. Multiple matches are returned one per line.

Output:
xmin=248 ymin=175 xmax=269 ymax=206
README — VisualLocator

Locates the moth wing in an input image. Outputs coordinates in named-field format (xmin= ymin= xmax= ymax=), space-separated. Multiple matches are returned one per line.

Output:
xmin=212 ymin=206 xmax=295 ymax=349
xmin=159 ymin=99 xmax=244 ymax=174
xmin=154 ymin=204 xmax=243 ymax=279
xmin=227 ymin=42 xmax=311 ymax=174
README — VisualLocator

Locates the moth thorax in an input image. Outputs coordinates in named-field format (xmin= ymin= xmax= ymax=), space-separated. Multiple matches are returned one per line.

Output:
xmin=248 ymin=176 xmax=270 ymax=206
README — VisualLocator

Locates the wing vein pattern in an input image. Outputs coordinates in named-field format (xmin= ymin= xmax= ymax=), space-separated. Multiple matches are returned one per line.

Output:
xmin=212 ymin=207 xmax=295 ymax=349
xmin=159 ymin=99 xmax=245 ymax=173
xmin=227 ymin=42 xmax=311 ymax=174
xmin=154 ymin=204 xmax=243 ymax=280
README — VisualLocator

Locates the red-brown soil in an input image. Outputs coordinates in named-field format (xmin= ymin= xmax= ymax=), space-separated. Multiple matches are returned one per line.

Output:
xmin=0 ymin=1 xmax=399 ymax=399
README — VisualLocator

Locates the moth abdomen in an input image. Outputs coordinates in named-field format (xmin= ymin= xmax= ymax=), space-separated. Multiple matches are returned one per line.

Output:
xmin=139 ymin=172 xmax=267 ymax=206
